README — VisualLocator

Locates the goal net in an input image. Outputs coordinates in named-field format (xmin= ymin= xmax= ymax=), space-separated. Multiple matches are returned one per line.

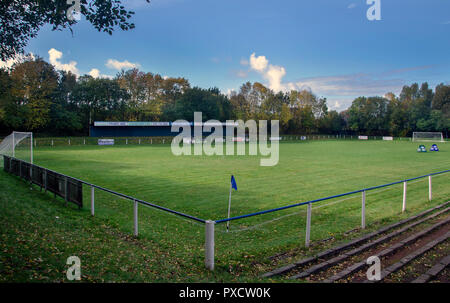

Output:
xmin=0 ymin=131 xmax=33 ymax=163
xmin=412 ymin=132 xmax=444 ymax=142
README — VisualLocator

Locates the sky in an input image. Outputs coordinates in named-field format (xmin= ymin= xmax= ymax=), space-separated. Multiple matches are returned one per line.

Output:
xmin=2 ymin=0 xmax=450 ymax=111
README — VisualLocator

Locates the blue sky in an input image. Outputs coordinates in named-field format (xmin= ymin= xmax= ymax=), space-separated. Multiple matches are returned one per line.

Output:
xmin=8 ymin=0 xmax=450 ymax=110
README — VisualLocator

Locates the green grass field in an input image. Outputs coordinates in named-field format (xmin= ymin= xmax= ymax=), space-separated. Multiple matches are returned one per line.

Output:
xmin=2 ymin=140 xmax=449 ymax=282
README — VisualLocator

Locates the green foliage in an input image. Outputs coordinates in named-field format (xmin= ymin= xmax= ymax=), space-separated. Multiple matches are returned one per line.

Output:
xmin=0 ymin=56 xmax=448 ymax=137
xmin=346 ymin=83 xmax=449 ymax=136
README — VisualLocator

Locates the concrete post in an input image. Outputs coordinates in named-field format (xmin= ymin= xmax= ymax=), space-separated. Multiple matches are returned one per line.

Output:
xmin=205 ymin=220 xmax=215 ymax=270
xmin=305 ymin=203 xmax=312 ymax=247
xmin=402 ymin=181 xmax=407 ymax=213
xmin=428 ymin=176 xmax=432 ymax=201
xmin=362 ymin=190 xmax=366 ymax=229
xmin=134 ymin=200 xmax=138 ymax=237
xmin=91 ymin=186 xmax=95 ymax=216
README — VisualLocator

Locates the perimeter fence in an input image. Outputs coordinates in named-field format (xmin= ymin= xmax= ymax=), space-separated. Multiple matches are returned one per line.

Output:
xmin=1 ymin=154 xmax=448 ymax=271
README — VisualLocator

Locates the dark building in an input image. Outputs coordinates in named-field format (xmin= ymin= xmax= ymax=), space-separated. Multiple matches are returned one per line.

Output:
xmin=90 ymin=121 xmax=237 ymax=137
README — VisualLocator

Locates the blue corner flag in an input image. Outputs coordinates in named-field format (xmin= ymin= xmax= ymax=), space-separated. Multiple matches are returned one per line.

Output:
xmin=231 ymin=175 xmax=237 ymax=191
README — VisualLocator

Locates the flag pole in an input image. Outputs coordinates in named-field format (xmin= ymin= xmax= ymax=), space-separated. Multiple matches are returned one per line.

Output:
xmin=227 ymin=182 xmax=232 ymax=232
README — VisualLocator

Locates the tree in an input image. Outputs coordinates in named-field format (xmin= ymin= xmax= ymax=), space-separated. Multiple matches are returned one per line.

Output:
xmin=0 ymin=67 xmax=13 ymax=132
xmin=318 ymin=110 xmax=344 ymax=134
xmin=347 ymin=96 xmax=390 ymax=135
xmin=50 ymin=71 xmax=83 ymax=135
xmin=0 ymin=0 xmax=150 ymax=61
xmin=71 ymin=75 xmax=129 ymax=130
xmin=229 ymin=91 xmax=251 ymax=120
xmin=432 ymin=83 xmax=450 ymax=115
xmin=9 ymin=57 xmax=59 ymax=130
xmin=171 ymin=87 xmax=231 ymax=121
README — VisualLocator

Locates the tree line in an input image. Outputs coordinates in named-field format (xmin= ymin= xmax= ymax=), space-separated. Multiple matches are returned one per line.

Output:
xmin=0 ymin=57 xmax=448 ymax=137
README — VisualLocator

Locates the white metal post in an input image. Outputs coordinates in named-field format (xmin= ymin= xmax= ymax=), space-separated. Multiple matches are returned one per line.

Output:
xmin=226 ymin=183 xmax=232 ymax=232
xmin=205 ymin=220 xmax=215 ymax=270
xmin=91 ymin=186 xmax=95 ymax=216
xmin=402 ymin=181 xmax=407 ymax=213
xmin=428 ymin=176 xmax=432 ymax=201
xmin=362 ymin=190 xmax=366 ymax=229
xmin=134 ymin=200 xmax=138 ymax=237
xmin=305 ymin=203 xmax=312 ymax=247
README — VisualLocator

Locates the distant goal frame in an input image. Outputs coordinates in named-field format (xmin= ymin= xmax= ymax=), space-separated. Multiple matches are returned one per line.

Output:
xmin=412 ymin=132 xmax=444 ymax=143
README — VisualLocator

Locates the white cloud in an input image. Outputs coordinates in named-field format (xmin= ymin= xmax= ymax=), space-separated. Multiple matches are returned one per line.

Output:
xmin=247 ymin=52 xmax=410 ymax=98
xmin=106 ymin=59 xmax=140 ymax=70
xmin=264 ymin=65 xmax=286 ymax=92
xmin=48 ymin=48 xmax=79 ymax=75
xmin=225 ymin=88 xmax=236 ymax=97
xmin=294 ymin=73 xmax=404 ymax=97
xmin=249 ymin=53 xmax=268 ymax=72
xmin=88 ymin=68 xmax=114 ymax=79
xmin=0 ymin=53 xmax=35 ymax=69
xmin=243 ymin=52 xmax=425 ymax=111
xmin=347 ymin=3 xmax=357 ymax=9
xmin=248 ymin=53 xmax=288 ymax=91
xmin=88 ymin=68 xmax=100 ymax=78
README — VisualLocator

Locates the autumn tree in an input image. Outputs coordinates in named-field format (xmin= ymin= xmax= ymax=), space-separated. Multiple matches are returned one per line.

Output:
xmin=9 ymin=57 xmax=59 ymax=130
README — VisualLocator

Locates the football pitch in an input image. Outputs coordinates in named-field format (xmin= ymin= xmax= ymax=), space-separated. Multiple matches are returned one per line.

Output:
xmin=8 ymin=140 xmax=450 ymax=277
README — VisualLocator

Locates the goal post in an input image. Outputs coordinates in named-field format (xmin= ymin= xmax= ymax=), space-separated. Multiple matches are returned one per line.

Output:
xmin=412 ymin=132 xmax=444 ymax=143
xmin=0 ymin=131 xmax=33 ymax=163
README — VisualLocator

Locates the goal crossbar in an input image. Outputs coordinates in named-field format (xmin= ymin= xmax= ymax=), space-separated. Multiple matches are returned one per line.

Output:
xmin=0 ymin=131 xmax=33 ymax=163
xmin=412 ymin=132 xmax=444 ymax=142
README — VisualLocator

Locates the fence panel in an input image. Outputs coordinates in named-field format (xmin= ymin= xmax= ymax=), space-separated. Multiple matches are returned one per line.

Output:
xmin=3 ymin=155 xmax=10 ymax=172
xmin=31 ymin=165 xmax=45 ymax=187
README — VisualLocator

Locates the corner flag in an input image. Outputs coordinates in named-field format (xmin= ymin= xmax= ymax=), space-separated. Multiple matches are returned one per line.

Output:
xmin=231 ymin=175 xmax=238 ymax=191
xmin=227 ymin=175 xmax=238 ymax=232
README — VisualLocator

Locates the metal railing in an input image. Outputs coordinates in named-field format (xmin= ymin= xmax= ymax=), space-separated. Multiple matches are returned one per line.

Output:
xmin=1 ymin=155 xmax=448 ymax=271
xmin=204 ymin=169 xmax=450 ymax=270
xmin=2 ymin=155 xmax=205 ymax=227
